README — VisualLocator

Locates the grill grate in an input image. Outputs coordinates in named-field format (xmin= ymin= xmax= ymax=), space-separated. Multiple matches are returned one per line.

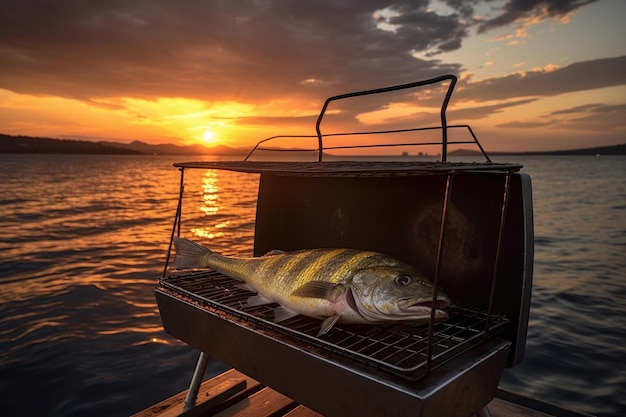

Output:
xmin=172 ymin=160 xmax=522 ymax=176
xmin=160 ymin=271 xmax=510 ymax=380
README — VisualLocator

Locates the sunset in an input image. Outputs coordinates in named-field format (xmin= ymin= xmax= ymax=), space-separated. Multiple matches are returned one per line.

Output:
xmin=2 ymin=3 xmax=626 ymax=416
xmin=0 ymin=0 xmax=624 ymax=152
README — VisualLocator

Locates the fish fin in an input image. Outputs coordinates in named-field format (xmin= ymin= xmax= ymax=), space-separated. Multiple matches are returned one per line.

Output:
xmin=274 ymin=306 xmax=299 ymax=322
xmin=235 ymin=283 xmax=255 ymax=292
xmin=246 ymin=294 xmax=273 ymax=307
xmin=173 ymin=237 xmax=212 ymax=269
xmin=262 ymin=249 xmax=287 ymax=257
xmin=317 ymin=315 xmax=340 ymax=336
xmin=291 ymin=281 xmax=344 ymax=301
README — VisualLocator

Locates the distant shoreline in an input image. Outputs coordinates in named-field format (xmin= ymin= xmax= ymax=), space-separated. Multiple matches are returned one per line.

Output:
xmin=1 ymin=133 xmax=625 ymax=156
xmin=0 ymin=133 xmax=246 ymax=156
xmin=450 ymin=144 xmax=626 ymax=156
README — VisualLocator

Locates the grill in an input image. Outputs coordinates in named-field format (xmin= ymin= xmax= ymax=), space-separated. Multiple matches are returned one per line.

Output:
xmin=160 ymin=271 xmax=510 ymax=381
xmin=155 ymin=76 xmax=534 ymax=416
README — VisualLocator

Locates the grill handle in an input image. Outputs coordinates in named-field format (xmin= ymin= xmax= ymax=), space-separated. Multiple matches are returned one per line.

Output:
xmin=315 ymin=74 xmax=457 ymax=162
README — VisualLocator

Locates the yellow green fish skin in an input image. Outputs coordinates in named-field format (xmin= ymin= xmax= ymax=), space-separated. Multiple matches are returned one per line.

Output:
xmin=173 ymin=237 xmax=450 ymax=335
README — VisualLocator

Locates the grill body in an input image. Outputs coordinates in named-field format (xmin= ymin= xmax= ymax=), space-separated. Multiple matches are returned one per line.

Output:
xmin=156 ymin=285 xmax=510 ymax=416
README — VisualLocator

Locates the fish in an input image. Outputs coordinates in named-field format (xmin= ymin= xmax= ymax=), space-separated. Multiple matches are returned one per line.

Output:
xmin=173 ymin=237 xmax=450 ymax=336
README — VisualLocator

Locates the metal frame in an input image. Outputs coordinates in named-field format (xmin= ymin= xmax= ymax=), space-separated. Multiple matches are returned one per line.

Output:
xmin=243 ymin=75 xmax=492 ymax=162
xmin=160 ymin=165 xmax=521 ymax=412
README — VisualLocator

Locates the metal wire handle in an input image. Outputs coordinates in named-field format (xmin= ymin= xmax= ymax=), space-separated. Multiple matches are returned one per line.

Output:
xmin=315 ymin=74 xmax=457 ymax=162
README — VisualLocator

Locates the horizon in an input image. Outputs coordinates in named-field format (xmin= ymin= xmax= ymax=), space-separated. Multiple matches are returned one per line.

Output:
xmin=1 ymin=1 xmax=625 ymax=153
xmin=3 ymin=132 xmax=624 ymax=157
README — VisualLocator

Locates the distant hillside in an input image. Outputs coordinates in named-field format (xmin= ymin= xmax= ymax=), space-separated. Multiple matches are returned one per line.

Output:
xmin=0 ymin=134 xmax=246 ymax=155
xmin=449 ymin=143 xmax=626 ymax=156
xmin=2 ymin=133 xmax=624 ymax=156
xmin=102 ymin=140 xmax=246 ymax=156
xmin=514 ymin=143 xmax=626 ymax=156
xmin=0 ymin=134 xmax=141 ymax=154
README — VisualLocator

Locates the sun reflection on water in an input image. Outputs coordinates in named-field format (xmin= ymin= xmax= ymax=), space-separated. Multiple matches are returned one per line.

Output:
xmin=200 ymin=170 xmax=220 ymax=215
xmin=193 ymin=170 xmax=226 ymax=239
xmin=0 ymin=155 xmax=260 ymax=416
xmin=184 ymin=169 xmax=258 ymax=253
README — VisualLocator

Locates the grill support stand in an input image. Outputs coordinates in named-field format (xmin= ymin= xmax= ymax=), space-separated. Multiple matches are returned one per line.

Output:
xmin=183 ymin=351 xmax=209 ymax=412
xmin=476 ymin=406 xmax=492 ymax=417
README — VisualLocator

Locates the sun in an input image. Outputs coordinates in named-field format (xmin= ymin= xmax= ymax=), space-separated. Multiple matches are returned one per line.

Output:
xmin=202 ymin=129 xmax=216 ymax=144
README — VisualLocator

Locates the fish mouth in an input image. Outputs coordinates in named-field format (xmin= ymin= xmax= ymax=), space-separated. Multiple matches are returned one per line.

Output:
xmin=348 ymin=288 xmax=451 ymax=322
xmin=398 ymin=297 xmax=451 ymax=316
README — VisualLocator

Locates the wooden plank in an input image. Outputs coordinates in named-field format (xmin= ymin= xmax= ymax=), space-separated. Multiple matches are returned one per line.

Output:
xmin=488 ymin=397 xmax=554 ymax=417
xmin=283 ymin=405 xmax=324 ymax=417
xmin=133 ymin=369 xmax=261 ymax=417
xmin=213 ymin=386 xmax=297 ymax=417
xmin=179 ymin=379 xmax=247 ymax=417
xmin=135 ymin=368 xmax=580 ymax=417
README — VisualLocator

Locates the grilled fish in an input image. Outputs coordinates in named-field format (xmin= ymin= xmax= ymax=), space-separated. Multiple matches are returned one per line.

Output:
xmin=173 ymin=237 xmax=450 ymax=336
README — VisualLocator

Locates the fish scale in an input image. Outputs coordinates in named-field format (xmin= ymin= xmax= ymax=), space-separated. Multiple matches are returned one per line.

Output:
xmin=254 ymin=249 xmax=353 ymax=303
xmin=290 ymin=250 xmax=353 ymax=284
xmin=312 ymin=250 xmax=363 ymax=282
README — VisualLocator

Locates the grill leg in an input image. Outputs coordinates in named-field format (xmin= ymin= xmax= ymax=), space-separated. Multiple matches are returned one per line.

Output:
xmin=476 ymin=406 xmax=492 ymax=417
xmin=183 ymin=351 xmax=209 ymax=412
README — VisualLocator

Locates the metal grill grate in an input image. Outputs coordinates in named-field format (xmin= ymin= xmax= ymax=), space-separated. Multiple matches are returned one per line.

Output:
xmin=160 ymin=270 xmax=510 ymax=380
xmin=172 ymin=160 xmax=522 ymax=176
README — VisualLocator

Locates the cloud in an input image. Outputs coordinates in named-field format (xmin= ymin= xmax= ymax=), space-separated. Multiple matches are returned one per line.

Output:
xmin=548 ymin=103 xmax=626 ymax=131
xmin=475 ymin=0 xmax=600 ymax=33
xmin=490 ymin=102 xmax=626 ymax=132
xmin=449 ymin=98 xmax=537 ymax=120
xmin=0 ymin=0 xmax=601 ymax=106
xmin=495 ymin=120 xmax=552 ymax=128
xmin=0 ymin=1 xmax=463 ymax=103
xmin=382 ymin=3 xmax=469 ymax=56
xmin=548 ymin=103 xmax=604 ymax=115
xmin=220 ymin=114 xmax=318 ymax=130
xmin=457 ymin=56 xmax=626 ymax=102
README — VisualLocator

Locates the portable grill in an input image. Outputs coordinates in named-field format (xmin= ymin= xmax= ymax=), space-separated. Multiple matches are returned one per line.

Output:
xmin=155 ymin=76 xmax=534 ymax=416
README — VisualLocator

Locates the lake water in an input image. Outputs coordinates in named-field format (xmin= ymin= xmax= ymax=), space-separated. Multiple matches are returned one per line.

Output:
xmin=0 ymin=154 xmax=624 ymax=417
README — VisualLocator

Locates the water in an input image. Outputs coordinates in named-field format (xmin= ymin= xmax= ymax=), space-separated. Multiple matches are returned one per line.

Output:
xmin=1 ymin=154 xmax=624 ymax=416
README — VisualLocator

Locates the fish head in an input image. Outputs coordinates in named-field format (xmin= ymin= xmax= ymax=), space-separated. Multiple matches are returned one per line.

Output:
xmin=349 ymin=265 xmax=450 ymax=323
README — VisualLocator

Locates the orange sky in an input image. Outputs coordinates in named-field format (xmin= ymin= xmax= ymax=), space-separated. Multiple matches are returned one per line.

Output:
xmin=0 ymin=0 xmax=624 ymax=153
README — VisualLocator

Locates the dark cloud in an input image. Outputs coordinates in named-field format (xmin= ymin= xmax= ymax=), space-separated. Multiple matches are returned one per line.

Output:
xmin=457 ymin=56 xmax=626 ymax=101
xmin=0 ymin=0 xmax=461 ymax=102
xmin=492 ymin=102 xmax=626 ymax=132
xmin=382 ymin=3 xmax=469 ymax=55
xmin=547 ymin=103 xmax=604 ymax=115
xmin=475 ymin=0 xmax=600 ymax=33
xmin=449 ymin=98 xmax=538 ymax=119
xmin=0 ymin=0 xmax=601 ymax=105
xmin=495 ymin=120 xmax=552 ymax=128
xmin=548 ymin=103 xmax=626 ymax=131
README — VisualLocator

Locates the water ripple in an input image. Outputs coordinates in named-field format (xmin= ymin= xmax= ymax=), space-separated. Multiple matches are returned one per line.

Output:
xmin=1 ymin=154 xmax=625 ymax=416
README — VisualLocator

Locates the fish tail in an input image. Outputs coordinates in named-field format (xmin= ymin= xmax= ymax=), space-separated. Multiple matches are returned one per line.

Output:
xmin=173 ymin=237 xmax=212 ymax=269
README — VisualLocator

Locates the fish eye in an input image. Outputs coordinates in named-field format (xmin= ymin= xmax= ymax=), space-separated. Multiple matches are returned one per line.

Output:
xmin=395 ymin=275 xmax=412 ymax=286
